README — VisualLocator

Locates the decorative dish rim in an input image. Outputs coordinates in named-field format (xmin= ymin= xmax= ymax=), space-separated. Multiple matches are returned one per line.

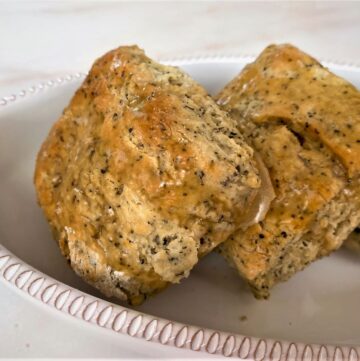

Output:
xmin=1 ymin=55 xmax=359 ymax=360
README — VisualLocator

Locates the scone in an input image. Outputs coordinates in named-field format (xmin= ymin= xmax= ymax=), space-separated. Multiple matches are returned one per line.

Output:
xmin=216 ymin=44 xmax=360 ymax=298
xmin=34 ymin=45 xmax=264 ymax=304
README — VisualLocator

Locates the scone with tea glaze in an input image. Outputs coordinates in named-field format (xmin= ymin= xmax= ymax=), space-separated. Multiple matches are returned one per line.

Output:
xmin=34 ymin=45 xmax=265 ymax=304
xmin=216 ymin=44 xmax=360 ymax=298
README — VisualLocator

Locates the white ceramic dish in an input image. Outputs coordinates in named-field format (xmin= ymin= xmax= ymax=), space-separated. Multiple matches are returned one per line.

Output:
xmin=1 ymin=56 xmax=360 ymax=360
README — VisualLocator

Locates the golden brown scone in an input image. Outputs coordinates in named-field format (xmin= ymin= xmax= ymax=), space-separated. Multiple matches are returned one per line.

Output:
xmin=34 ymin=45 xmax=262 ymax=304
xmin=216 ymin=44 xmax=360 ymax=298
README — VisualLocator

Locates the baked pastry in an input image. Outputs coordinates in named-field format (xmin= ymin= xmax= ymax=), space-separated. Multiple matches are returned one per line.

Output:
xmin=216 ymin=44 xmax=360 ymax=298
xmin=34 ymin=46 xmax=264 ymax=304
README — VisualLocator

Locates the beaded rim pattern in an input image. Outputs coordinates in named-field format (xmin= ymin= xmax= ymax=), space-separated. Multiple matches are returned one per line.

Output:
xmin=1 ymin=55 xmax=360 ymax=359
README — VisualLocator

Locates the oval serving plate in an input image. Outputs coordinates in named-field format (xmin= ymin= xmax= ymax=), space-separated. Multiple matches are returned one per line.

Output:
xmin=1 ymin=56 xmax=360 ymax=360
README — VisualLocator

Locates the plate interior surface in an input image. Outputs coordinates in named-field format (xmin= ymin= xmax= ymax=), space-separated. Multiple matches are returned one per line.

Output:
xmin=1 ymin=60 xmax=360 ymax=346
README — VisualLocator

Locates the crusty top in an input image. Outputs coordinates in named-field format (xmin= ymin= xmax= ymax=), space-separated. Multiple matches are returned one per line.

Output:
xmin=34 ymin=46 xmax=261 ymax=304
xmin=218 ymin=44 xmax=360 ymax=177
